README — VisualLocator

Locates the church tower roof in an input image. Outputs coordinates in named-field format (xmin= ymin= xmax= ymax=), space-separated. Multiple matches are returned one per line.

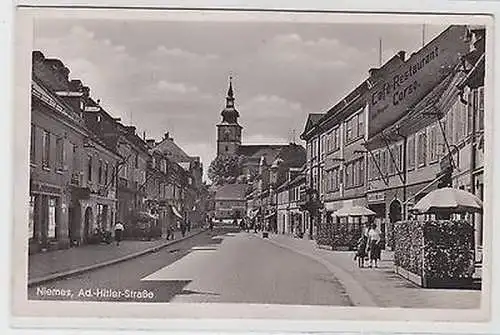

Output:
xmin=220 ymin=75 xmax=240 ymax=124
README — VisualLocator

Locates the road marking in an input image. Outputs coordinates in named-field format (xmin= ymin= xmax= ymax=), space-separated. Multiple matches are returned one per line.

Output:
xmin=190 ymin=246 xmax=218 ymax=251
xmin=141 ymin=250 xmax=217 ymax=281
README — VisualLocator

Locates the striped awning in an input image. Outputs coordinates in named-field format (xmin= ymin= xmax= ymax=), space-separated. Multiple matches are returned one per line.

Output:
xmin=171 ymin=206 xmax=183 ymax=219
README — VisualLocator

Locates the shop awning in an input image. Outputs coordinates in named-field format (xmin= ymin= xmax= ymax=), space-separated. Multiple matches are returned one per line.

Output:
xmin=264 ymin=212 xmax=277 ymax=219
xmin=333 ymin=206 xmax=376 ymax=217
xmin=171 ymin=206 xmax=183 ymax=219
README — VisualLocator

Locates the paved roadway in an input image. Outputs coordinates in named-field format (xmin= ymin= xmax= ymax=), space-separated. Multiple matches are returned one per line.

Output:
xmin=28 ymin=227 xmax=352 ymax=306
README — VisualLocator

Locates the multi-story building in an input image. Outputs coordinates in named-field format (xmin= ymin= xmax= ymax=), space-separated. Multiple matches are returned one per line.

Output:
xmin=300 ymin=52 xmax=406 ymax=248
xmin=300 ymin=25 xmax=474 ymax=251
xmin=245 ymin=143 xmax=306 ymax=232
xmin=30 ymin=51 xmax=121 ymax=253
xmin=276 ymin=167 xmax=304 ymax=235
xmin=154 ymin=132 xmax=205 ymax=227
xmin=81 ymin=98 xmax=151 ymax=231
xmin=363 ymin=25 xmax=471 ymax=250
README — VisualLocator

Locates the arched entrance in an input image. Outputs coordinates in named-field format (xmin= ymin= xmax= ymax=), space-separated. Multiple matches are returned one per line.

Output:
xmin=388 ymin=199 xmax=402 ymax=250
xmin=83 ymin=207 xmax=93 ymax=242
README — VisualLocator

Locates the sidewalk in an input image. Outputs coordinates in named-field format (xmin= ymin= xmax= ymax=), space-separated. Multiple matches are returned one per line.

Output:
xmin=28 ymin=227 xmax=205 ymax=286
xmin=264 ymin=233 xmax=481 ymax=309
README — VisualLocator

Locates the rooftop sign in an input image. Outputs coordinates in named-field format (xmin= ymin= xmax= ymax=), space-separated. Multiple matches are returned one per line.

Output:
xmin=367 ymin=25 xmax=470 ymax=137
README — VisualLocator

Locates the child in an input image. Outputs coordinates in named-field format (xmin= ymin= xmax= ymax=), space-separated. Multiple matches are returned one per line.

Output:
xmin=354 ymin=234 xmax=368 ymax=268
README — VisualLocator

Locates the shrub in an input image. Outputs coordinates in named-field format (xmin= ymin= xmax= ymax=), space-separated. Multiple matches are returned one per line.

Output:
xmin=394 ymin=220 xmax=474 ymax=282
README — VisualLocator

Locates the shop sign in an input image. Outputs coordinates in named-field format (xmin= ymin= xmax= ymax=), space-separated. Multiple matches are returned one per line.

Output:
xmin=367 ymin=192 xmax=385 ymax=203
xmin=368 ymin=25 xmax=469 ymax=137
xmin=30 ymin=181 xmax=62 ymax=195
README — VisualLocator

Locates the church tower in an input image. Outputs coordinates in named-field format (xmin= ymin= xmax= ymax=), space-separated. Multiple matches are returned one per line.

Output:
xmin=217 ymin=76 xmax=242 ymax=156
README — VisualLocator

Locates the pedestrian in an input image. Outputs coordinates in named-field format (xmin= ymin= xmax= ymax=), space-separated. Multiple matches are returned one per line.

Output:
xmin=366 ymin=222 xmax=382 ymax=268
xmin=187 ymin=220 xmax=191 ymax=233
xmin=114 ymin=221 xmax=124 ymax=246
xmin=181 ymin=220 xmax=187 ymax=237
xmin=354 ymin=233 xmax=368 ymax=268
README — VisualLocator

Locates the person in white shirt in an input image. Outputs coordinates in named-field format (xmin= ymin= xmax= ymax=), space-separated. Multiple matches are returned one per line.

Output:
xmin=114 ymin=222 xmax=124 ymax=246
xmin=366 ymin=222 xmax=382 ymax=268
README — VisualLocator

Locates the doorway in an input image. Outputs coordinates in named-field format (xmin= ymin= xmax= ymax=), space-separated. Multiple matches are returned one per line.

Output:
xmin=389 ymin=199 xmax=402 ymax=250
xmin=83 ymin=207 xmax=93 ymax=242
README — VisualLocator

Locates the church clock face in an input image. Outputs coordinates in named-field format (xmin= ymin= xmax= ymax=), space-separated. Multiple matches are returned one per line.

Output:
xmin=224 ymin=128 xmax=231 ymax=141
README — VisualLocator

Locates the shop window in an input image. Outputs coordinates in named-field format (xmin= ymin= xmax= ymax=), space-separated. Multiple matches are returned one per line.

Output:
xmin=28 ymin=195 xmax=35 ymax=240
xmin=42 ymin=130 xmax=50 ymax=168
xmin=30 ymin=124 xmax=36 ymax=164
xmin=48 ymin=197 xmax=57 ymax=239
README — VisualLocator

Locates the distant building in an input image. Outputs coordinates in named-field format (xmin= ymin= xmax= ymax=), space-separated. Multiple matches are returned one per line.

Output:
xmin=213 ymin=183 xmax=248 ymax=220
xmin=212 ymin=78 xmax=305 ymax=219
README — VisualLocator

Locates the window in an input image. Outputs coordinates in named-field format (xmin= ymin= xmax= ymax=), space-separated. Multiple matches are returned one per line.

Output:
xmin=478 ymin=87 xmax=484 ymax=131
xmin=104 ymin=162 xmax=109 ymax=185
xmin=388 ymin=146 xmax=395 ymax=175
xmin=135 ymin=153 xmax=139 ymax=168
xmin=42 ymin=131 xmax=50 ymax=168
xmin=408 ymin=136 xmax=415 ymax=170
xmin=345 ymin=109 xmax=365 ymax=143
xmin=369 ymin=151 xmax=380 ymax=180
xmin=87 ymin=155 xmax=93 ymax=182
xmin=345 ymin=158 xmax=364 ymax=189
xmin=429 ymin=126 xmax=439 ymax=163
xmin=380 ymin=149 xmax=387 ymax=176
xmin=30 ymin=124 xmax=36 ymax=163
xmin=72 ymin=144 xmax=78 ymax=171
xmin=417 ymin=131 xmax=427 ymax=167
xmin=56 ymin=137 xmax=64 ymax=171
xmin=225 ymin=146 xmax=228 ymax=152
xmin=98 ymin=160 xmax=103 ymax=184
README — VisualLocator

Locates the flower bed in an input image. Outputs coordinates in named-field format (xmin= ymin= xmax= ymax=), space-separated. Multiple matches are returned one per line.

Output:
xmin=393 ymin=220 xmax=475 ymax=288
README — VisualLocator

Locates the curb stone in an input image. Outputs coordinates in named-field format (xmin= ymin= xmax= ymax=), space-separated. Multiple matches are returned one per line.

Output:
xmin=28 ymin=229 xmax=207 ymax=287
xmin=263 ymin=236 xmax=378 ymax=307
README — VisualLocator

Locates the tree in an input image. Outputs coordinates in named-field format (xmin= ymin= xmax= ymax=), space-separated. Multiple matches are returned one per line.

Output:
xmin=208 ymin=155 xmax=242 ymax=185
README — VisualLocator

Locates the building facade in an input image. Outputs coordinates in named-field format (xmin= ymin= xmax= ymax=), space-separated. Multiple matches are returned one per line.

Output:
xmin=30 ymin=51 xmax=122 ymax=253
xmin=299 ymin=25 xmax=477 ymax=252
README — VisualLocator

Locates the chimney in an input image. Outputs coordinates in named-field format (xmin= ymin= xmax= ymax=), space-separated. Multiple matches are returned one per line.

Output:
xmin=146 ymin=139 xmax=156 ymax=147
xmin=32 ymin=51 xmax=45 ymax=64
xmin=164 ymin=132 xmax=170 ymax=140
xmin=82 ymin=86 xmax=90 ymax=98
xmin=397 ymin=50 xmax=406 ymax=61
xmin=369 ymin=68 xmax=379 ymax=77
xmin=127 ymin=126 xmax=136 ymax=134
xmin=143 ymin=131 xmax=146 ymax=140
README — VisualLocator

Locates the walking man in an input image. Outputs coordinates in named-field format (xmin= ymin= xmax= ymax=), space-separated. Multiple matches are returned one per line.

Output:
xmin=114 ymin=221 xmax=124 ymax=246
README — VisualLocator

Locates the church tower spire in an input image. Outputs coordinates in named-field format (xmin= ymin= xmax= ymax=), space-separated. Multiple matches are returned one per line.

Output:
xmin=217 ymin=75 xmax=242 ymax=156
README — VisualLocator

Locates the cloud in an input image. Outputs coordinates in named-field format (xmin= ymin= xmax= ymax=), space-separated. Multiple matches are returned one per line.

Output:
xmin=157 ymin=80 xmax=200 ymax=94
xmin=151 ymin=45 xmax=219 ymax=61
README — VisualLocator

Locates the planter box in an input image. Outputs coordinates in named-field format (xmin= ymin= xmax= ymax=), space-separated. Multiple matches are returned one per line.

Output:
xmin=394 ymin=220 xmax=474 ymax=289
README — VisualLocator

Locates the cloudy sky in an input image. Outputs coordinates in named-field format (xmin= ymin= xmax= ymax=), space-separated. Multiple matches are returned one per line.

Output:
xmin=33 ymin=18 xmax=447 ymax=181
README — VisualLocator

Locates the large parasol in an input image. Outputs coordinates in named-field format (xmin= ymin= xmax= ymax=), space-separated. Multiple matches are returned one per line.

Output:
xmin=412 ymin=187 xmax=483 ymax=214
xmin=333 ymin=206 xmax=376 ymax=217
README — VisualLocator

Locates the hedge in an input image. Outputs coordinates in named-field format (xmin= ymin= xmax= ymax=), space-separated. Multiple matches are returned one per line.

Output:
xmin=394 ymin=220 xmax=474 ymax=287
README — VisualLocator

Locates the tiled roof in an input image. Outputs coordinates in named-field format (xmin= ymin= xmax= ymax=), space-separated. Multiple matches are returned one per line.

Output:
xmin=155 ymin=137 xmax=192 ymax=163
